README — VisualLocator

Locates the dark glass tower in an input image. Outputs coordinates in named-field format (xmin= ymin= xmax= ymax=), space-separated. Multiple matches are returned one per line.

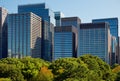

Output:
xmin=92 ymin=18 xmax=119 ymax=42
xmin=18 ymin=3 xmax=55 ymax=61
xmin=0 ymin=7 xmax=8 ymax=58
xmin=111 ymin=36 xmax=117 ymax=65
xmin=61 ymin=17 xmax=81 ymax=28
xmin=54 ymin=26 xmax=78 ymax=60
xmin=61 ymin=17 xmax=81 ymax=57
xmin=92 ymin=18 xmax=119 ymax=64
xmin=78 ymin=22 xmax=111 ymax=63
xmin=54 ymin=12 xmax=64 ymax=26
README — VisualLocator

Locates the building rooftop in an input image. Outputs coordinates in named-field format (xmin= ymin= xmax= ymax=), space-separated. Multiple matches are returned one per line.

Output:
xmin=80 ymin=22 xmax=110 ymax=29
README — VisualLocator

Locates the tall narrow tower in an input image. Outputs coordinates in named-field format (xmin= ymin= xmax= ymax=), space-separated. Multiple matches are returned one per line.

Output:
xmin=0 ymin=7 xmax=8 ymax=58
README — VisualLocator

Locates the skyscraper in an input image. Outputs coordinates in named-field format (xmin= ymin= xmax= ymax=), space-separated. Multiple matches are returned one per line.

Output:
xmin=7 ymin=12 xmax=41 ymax=58
xmin=92 ymin=18 xmax=119 ymax=42
xmin=18 ymin=3 xmax=55 ymax=61
xmin=78 ymin=22 xmax=111 ymax=63
xmin=61 ymin=17 xmax=81 ymax=28
xmin=111 ymin=36 xmax=117 ymax=65
xmin=61 ymin=17 xmax=81 ymax=57
xmin=0 ymin=7 xmax=8 ymax=58
xmin=92 ymin=18 xmax=119 ymax=63
xmin=54 ymin=26 xmax=78 ymax=60
xmin=54 ymin=12 xmax=64 ymax=26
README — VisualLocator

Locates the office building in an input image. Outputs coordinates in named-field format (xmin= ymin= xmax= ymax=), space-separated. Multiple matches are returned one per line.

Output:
xmin=7 ymin=12 xmax=41 ymax=58
xmin=54 ymin=12 xmax=64 ymax=26
xmin=18 ymin=3 xmax=55 ymax=61
xmin=92 ymin=18 xmax=119 ymax=42
xmin=0 ymin=7 xmax=8 ymax=58
xmin=54 ymin=26 xmax=78 ymax=60
xmin=61 ymin=17 xmax=81 ymax=57
xmin=61 ymin=17 xmax=81 ymax=28
xmin=92 ymin=18 xmax=119 ymax=63
xmin=78 ymin=22 xmax=111 ymax=63
xmin=111 ymin=36 xmax=117 ymax=65
xmin=18 ymin=3 xmax=55 ymax=25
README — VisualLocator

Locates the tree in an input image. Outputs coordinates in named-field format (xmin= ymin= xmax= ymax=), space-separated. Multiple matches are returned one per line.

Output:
xmin=20 ymin=57 xmax=49 ymax=80
xmin=49 ymin=58 xmax=90 ymax=81
xmin=0 ymin=78 xmax=11 ymax=81
xmin=30 ymin=66 xmax=53 ymax=81
xmin=112 ymin=65 xmax=120 ymax=81
xmin=80 ymin=54 xmax=116 ymax=81
xmin=0 ymin=63 xmax=25 ymax=81
xmin=49 ymin=55 xmax=116 ymax=81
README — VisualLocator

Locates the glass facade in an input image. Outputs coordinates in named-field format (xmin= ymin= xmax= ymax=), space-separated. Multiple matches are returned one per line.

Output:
xmin=7 ymin=12 xmax=41 ymax=58
xmin=54 ymin=12 xmax=64 ymax=26
xmin=92 ymin=18 xmax=119 ymax=42
xmin=18 ymin=3 xmax=55 ymax=61
xmin=78 ymin=23 xmax=111 ymax=63
xmin=18 ymin=3 xmax=55 ymax=25
xmin=92 ymin=18 xmax=119 ymax=64
xmin=54 ymin=32 xmax=73 ymax=60
xmin=61 ymin=17 xmax=81 ymax=57
xmin=111 ymin=36 xmax=117 ymax=65
xmin=54 ymin=26 xmax=77 ymax=60
xmin=0 ymin=7 xmax=8 ymax=58
xmin=61 ymin=17 xmax=81 ymax=28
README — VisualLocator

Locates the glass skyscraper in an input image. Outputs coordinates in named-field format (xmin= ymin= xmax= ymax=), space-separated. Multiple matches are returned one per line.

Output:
xmin=54 ymin=26 xmax=78 ymax=60
xmin=92 ymin=18 xmax=119 ymax=63
xmin=18 ymin=3 xmax=55 ymax=61
xmin=92 ymin=18 xmax=119 ymax=42
xmin=54 ymin=12 xmax=64 ymax=26
xmin=111 ymin=36 xmax=117 ymax=65
xmin=7 ymin=12 xmax=41 ymax=58
xmin=61 ymin=17 xmax=81 ymax=28
xmin=78 ymin=22 xmax=111 ymax=63
xmin=0 ymin=7 xmax=8 ymax=58
xmin=61 ymin=17 xmax=81 ymax=57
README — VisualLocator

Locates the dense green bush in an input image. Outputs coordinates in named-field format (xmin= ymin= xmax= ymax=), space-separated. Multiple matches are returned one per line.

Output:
xmin=49 ymin=55 xmax=116 ymax=81
xmin=0 ymin=57 xmax=49 ymax=81
xmin=0 ymin=78 xmax=11 ymax=81
xmin=0 ymin=55 xmax=117 ymax=81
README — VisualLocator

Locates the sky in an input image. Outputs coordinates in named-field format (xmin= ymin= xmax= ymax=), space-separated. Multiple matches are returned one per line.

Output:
xmin=0 ymin=0 xmax=120 ymax=23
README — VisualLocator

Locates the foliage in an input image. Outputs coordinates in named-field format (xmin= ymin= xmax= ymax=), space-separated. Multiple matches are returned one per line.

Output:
xmin=112 ymin=63 xmax=119 ymax=69
xmin=0 ymin=58 xmax=24 ymax=69
xmin=112 ymin=65 xmax=120 ymax=81
xmin=20 ymin=57 xmax=49 ymax=80
xmin=49 ymin=54 xmax=116 ymax=81
xmin=30 ymin=66 xmax=53 ymax=81
xmin=0 ymin=78 xmax=11 ymax=81
xmin=0 ymin=57 xmax=49 ymax=81
xmin=112 ymin=65 xmax=120 ymax=73
xmin=0 ymin=63 xmax=24 ymax=81
xmin=80 ymin=54 xmax=116 ymax=81
xmin=0 ymin=55 xmax=117 ymax=81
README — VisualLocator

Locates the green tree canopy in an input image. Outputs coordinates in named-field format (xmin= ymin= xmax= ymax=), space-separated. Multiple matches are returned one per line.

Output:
xmin=0 ymin=63 xmax=24 ymax=81
xmin=49 ymin=54 xmax=116 ymax=81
